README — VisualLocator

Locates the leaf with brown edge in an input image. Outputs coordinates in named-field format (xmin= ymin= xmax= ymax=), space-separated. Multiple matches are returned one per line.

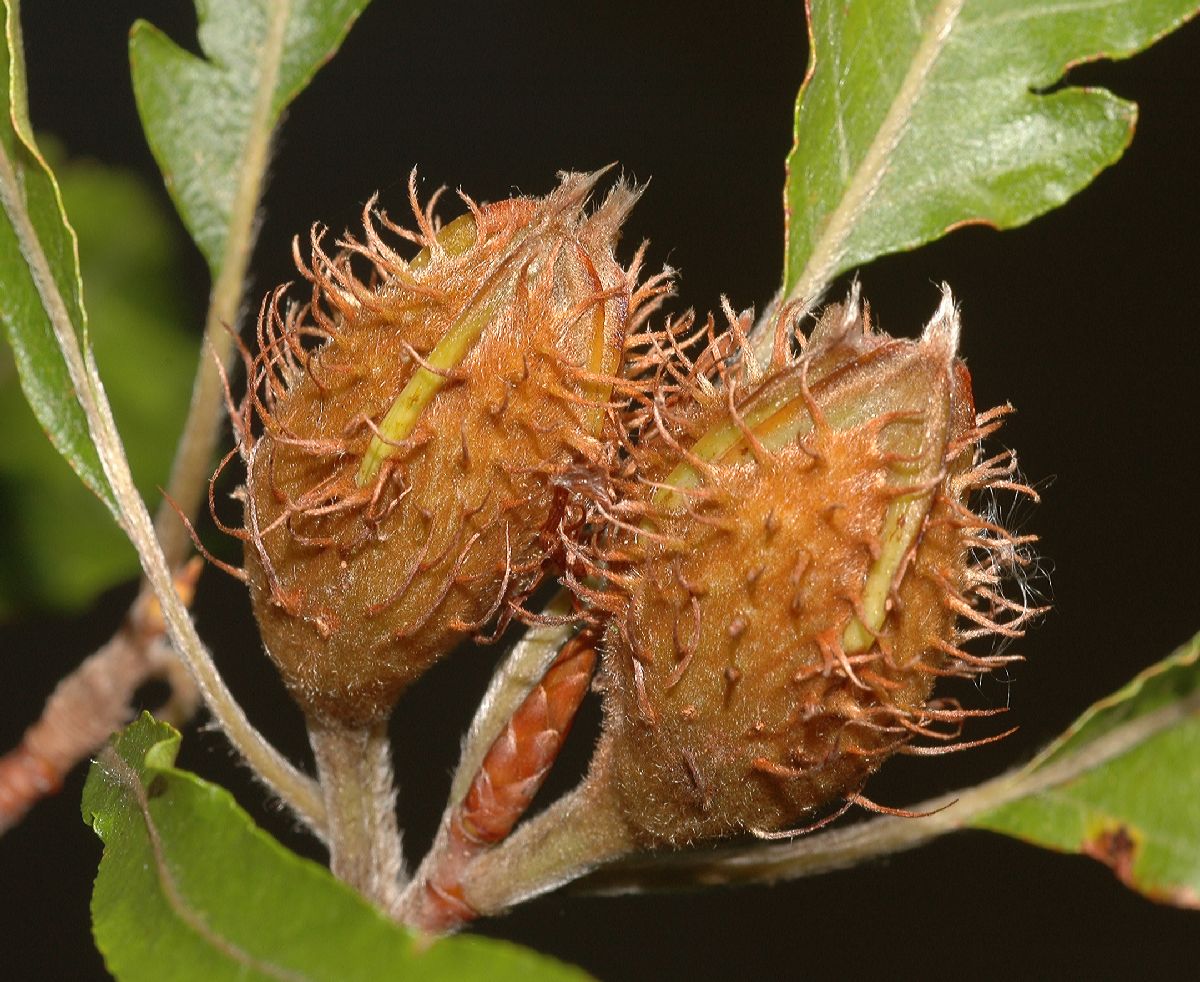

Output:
xmin=972 ymin=631 xmax=1200 ymax=908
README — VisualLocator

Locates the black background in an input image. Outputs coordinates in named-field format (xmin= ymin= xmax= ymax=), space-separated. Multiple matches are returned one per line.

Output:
xmin=3 ymin=2 xmax=1199 ymax=979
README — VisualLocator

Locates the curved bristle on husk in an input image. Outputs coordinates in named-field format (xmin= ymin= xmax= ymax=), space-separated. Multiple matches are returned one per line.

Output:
xmin=569 ymin=287 xmax=1043 ymax=846
xmin=229 ymin=171 xmax=671 ymax=725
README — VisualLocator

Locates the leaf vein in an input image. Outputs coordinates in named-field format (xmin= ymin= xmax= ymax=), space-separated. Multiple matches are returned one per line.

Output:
xmin=99 ymin=747 xmax=312 ymax=982
xmin=784 ymin=0 xmax=965 ymax=311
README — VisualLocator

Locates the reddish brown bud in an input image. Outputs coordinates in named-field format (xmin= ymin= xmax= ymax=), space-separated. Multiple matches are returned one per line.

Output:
xmin=581 ymin=289 xmax=1040 ymax=845
xmin=233 ymin=172 xmax=659 ymax=724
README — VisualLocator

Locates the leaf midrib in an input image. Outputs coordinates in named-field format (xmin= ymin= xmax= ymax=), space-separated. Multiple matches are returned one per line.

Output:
xmin=785 ymin=0 xmax=966 ymax=310
xmin=213 ymin=0 xmax=290 ymax=276
xmin=99 ymin=747 xmax=312 ymax=982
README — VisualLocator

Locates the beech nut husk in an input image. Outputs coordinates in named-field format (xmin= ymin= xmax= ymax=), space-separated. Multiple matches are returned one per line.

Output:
xmin=571 ymin=289 xmax=1041 ymax=846
xmin=229 ymin=171 xmax=663 ymax=725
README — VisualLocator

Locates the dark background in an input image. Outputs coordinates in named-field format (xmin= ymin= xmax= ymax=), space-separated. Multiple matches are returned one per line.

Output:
xmin=3 ymin=2 xmax=1198 ymax=979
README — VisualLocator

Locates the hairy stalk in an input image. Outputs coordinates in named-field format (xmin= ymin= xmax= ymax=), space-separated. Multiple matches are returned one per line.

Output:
xmin=88 ymin=343 xmax=327 ymax=832
xmin=152 ymin=0 xmax=290 ymax=568
xmin=452 ymin=661 xmax=1198 ymax=907
xmin=572 ymin=686 xmax=1200 ymax=894
xmin=0 ymin=0 xmax=317 ymax=835
xmin=308 ymin=719 xmax=404 ymax=909
xmin=461 ymin=777 xmax=634 ymax=920
xmin=86 ymin=350 xmax=328 ymax=834
xmin=0 ymin=108 xmax=326 ymax=835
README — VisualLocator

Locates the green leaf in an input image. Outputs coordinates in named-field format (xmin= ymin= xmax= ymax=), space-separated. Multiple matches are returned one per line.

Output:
xmin=0 ymin=0 xmax=115 ymax=513
xmin=974 ymin=632 xmax=1200 ymax=908
xmin=83 ymin=715 xmax=591 ymax=982
xmin=782 ymin=0 xmax=1200 ymax=306
xmin=130 ymin=0 xmax=371 ymax=273
xmin=0 ymin=154 xmax=194 ymax=616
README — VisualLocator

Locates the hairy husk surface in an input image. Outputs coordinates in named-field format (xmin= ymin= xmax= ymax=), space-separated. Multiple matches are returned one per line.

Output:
xmin=580 ymin=295 xmax=1033 ymax=845
xmin=237 ymin=173 xmax=655 ymax=724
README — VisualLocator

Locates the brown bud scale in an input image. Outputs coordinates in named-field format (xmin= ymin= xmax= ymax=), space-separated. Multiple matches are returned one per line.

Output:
xmin=411 ymin=632 xmax=598 ymax=933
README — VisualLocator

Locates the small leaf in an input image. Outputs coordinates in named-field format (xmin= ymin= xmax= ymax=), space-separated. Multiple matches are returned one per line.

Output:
xmin=0 ymin=154 xmax=194 ymax=616
xmin=973 ymin=632 xmax=1200 ymax=908
xmin=83 ymin=715 xmax=591 ymax=982
xmin=782 ymin=0 xmax=1200 ymax=308
xmin=130 ymin=0 xmax=371 ymax=273
xmin=0 ymin=0 xmax=115 ymax=512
